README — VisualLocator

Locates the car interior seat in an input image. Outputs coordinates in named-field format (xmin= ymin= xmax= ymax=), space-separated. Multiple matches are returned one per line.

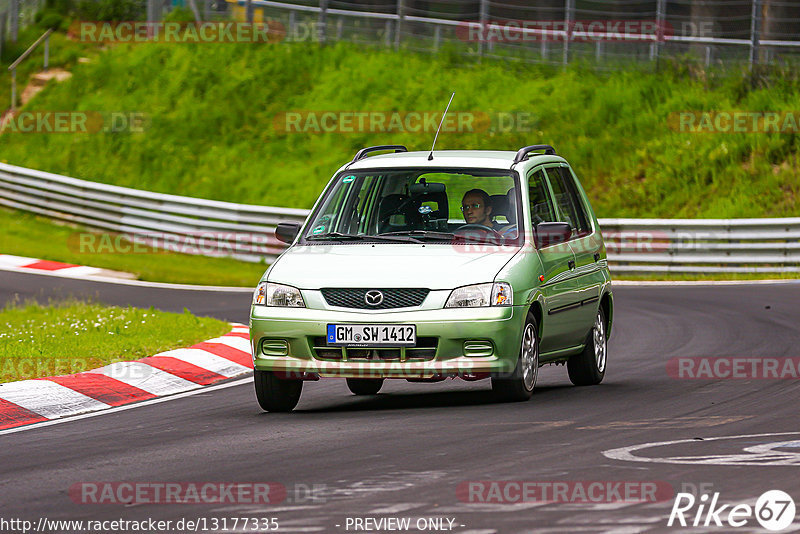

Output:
xmin=378 ymin=194 xmax=411 ymax=233
xmin=490 ymin=194 xmax=509 ymax=226
xmin=409 ymin=190 xmax=449 ymax=230
xmin=498 ymin=188 xmax=519 ymax=238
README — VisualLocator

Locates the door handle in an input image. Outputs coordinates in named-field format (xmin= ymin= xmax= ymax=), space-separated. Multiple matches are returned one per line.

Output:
xmin=594 ymin=252 xmax=600 ymax=262
xmin=568 ymin=260 xmax=576 ymax=270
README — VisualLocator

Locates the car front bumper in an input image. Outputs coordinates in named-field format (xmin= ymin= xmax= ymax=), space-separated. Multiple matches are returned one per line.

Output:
xmin=250 ymin=304 xmax=526 ymax=379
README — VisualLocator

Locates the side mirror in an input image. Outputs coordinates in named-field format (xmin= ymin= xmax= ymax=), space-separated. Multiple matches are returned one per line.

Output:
xmin=275 ymin=222 xmax=301 ymax=244
xmin=535 ymin=222 xmax=572 ymax=248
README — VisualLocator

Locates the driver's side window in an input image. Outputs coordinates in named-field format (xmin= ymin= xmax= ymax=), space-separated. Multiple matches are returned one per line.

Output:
xmin=527 ymin=169 xmax=557 ymax=225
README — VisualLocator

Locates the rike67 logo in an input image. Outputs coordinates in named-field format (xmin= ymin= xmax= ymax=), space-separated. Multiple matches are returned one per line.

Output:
xmin=668 ymin=490 xmax=796 ymax=531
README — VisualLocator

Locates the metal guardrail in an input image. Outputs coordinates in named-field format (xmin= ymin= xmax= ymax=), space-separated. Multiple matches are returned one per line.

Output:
xmin=0 ymin=162 xmax=798 ymax=273
xmin=601 ymin=219 xmax=800 ymax=274
xmin=0 ymin=162 xmax=308 ymax=263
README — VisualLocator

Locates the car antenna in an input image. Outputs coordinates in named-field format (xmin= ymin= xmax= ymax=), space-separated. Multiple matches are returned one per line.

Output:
xmin=428 ymin=92 xmax=455 ymax=161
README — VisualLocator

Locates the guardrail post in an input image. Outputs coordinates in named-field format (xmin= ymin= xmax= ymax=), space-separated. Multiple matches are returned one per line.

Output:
xmin=44 ymin=33 xmax=49 ymax=71
xmin=651 ymin=0 xmax=666 ymax=63
xmin=749 ymin=0 xmax=761 ymax=69
xmin=288 ymin=10 xmax=295 ymax=42
xmin=10 ymin=0 xmax=19 ymax=42
xmin=245 ymin=0 xmax=253 ymax=24
xmin=433 ymin=25 xmax=440 ymax=52
xmin=478 ymin=0 xmax=488 ymax=59
xmin=147 ymin=0 xmax=157 ymax=23
xmin=10 ymin=68 xmax=16 ymax=111
xmin=0 ymin=12 xmax=6 ymax=59
xmin=319 ymin=0 xmax=328 ymax=44
xmin=394 ymin=0 xmax=404 ymax=50
xmin=563 ymin=0 xmax=574 ymax=66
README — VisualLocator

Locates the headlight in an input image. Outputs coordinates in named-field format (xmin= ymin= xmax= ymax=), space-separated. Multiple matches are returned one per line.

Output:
xmin=253 ymin=282 xmax=305 ymax=307
xmin=445 ymin=282 xmax=512 ymax=308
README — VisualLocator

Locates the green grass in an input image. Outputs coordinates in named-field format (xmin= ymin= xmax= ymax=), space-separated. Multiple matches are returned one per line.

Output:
xmin=0 ymin=207 xmax=268 ymax=286
xmin=0 ymin=298 xmax=232 ymax=383
xmin=0 ymin=40 xmax=798 ymax=219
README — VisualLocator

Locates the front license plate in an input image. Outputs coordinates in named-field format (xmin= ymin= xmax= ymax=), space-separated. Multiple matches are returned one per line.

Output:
xmin=327 ymin=324 xmax=416 ymax=347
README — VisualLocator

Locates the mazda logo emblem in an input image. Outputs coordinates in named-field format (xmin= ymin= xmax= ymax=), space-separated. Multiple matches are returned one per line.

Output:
xmin=365 ymin=290 xmax=384 ymax=306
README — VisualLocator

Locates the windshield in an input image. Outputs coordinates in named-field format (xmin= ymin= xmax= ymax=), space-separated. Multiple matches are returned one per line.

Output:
xmin=301 ymin=169 xmax=522 ymax=245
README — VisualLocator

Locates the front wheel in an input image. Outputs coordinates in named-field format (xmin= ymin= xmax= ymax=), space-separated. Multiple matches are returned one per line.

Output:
xmin=567 ymin=307 xmax=607 ymax=386
xmin=254 ymin=370 xmax=303 ymax=412
xmin=346 ymin=378 xmax=384 ymax=395
xmin=492 ymin=313 xmax=538 ymax=402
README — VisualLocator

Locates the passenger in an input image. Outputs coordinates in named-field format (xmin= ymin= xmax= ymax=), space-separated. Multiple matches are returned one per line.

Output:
xmin=460 ymin=189 xmax=497 ymax=229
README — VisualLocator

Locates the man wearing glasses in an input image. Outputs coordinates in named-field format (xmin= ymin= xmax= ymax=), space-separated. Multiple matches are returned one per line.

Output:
xmin=460 ymin=189 xmax=497 ymax=230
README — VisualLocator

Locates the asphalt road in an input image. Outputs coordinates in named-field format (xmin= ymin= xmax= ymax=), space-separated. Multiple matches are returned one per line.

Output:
xmin=2 ymin=271 xmax=800 ymax=533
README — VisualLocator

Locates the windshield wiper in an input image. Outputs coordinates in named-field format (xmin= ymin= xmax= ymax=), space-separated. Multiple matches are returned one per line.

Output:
xmin=379 ymin=230 xmax=456 ymax=241
xmin=306 ymin=232 xmax=421 ymax=243
xmin=380 ymin=230 xmax=505 ymax=245
xmin=306 ymin=232 xmax=365 ymax=241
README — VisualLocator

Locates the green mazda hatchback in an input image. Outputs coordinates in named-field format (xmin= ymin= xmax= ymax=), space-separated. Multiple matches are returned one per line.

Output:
xmin=250 ymin=145 xmax=613 ymax=411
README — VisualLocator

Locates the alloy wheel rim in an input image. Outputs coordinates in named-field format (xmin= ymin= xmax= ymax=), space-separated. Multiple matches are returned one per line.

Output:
xmin=521 ymin=323 xmax=538 ymax=390
xmin=594 ymin=311 xmax=606 ymax=373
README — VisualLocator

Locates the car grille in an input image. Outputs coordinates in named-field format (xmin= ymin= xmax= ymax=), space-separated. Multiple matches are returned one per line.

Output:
xmin=321 ymin=288 xmax=429 ymax=309
xmin=311 ymin=337 xmax=438 ymax=361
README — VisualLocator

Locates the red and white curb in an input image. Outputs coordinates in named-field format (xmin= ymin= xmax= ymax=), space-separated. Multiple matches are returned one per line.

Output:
xmin=0 ymin=324 xmax=252 ymax=430
xmin=0 ymin=254 xmax=135 ymax=280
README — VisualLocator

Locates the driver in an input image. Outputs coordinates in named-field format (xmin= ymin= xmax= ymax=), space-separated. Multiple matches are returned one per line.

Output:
xmin=460 ymin=189 xmax=497 ymax=229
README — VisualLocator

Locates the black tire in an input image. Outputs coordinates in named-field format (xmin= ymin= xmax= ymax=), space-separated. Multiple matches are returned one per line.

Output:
xmin=492 ymin=313 xmax=539 ymax=402
xmin=254 ymin=370 xmax=303 ymax=412
xmin=346 ymin=378 xmax=384 ymax=395
xmin=567 ymin=307 xmax=607 ymax=386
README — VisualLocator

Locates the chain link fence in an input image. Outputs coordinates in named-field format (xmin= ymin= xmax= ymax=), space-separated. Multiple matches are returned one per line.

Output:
xmin=3 ymin=1 xmax=798 ymax=68
xmin=229 ymin=0 xmax=800 ymax=68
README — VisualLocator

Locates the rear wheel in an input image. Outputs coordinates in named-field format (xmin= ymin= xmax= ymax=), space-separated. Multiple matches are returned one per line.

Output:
xmin=492 ymin=313 xmax=538 ymax=402
xmin=254 ymin=370 xmax=303 ymax=412
xmin=346 ymin=378 xmax=384 ymax=395
xmin=567 ymin=307 xmax=607 ymax=386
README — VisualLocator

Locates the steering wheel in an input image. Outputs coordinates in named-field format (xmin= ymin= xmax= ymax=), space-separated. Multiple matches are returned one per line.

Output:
xmin=499 ymin=224 xmax=518 ymax=237
xmin=454 ymin=224 xmax=503 ymax=242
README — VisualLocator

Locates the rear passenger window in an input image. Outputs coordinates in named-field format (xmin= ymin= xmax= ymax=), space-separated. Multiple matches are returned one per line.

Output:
xmin=545 ymin=167 xmax=590 ymax=236
xmin=527 ymin=169 xmax=557 ymax=224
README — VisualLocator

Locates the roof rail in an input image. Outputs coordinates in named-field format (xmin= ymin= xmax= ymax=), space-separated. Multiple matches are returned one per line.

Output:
xmin=513 ymin=144 xmax=556 ymax=163
xmin=351 ymin=145 xmax=408 ymax=163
